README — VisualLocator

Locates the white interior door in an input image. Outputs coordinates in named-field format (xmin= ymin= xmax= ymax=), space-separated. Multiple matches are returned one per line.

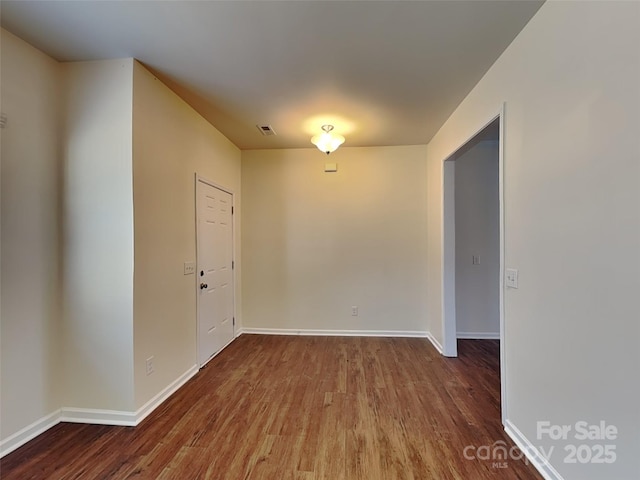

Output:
xmin=196 ymin=179 xmax=234 ymax=367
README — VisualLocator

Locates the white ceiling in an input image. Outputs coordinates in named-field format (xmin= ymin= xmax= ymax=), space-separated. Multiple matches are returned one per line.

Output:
xmin=0 ymin=0 xmax=543 ymax=150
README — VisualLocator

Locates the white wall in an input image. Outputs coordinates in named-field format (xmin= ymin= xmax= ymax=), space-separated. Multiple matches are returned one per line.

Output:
xmin=132 ymin=62 xmax=241 ymax=409
xmin=0 ymin=29 xmax=62 ymax=442
xmin=427 ymin=2 xmax=640 ymax=478
xmin=242 ymin=146 xmax=428 ymax=334
xmin=62 ymin=59 xmax=135 ymax=411
xmin=454 ymin=140 xmax=499 ymax=337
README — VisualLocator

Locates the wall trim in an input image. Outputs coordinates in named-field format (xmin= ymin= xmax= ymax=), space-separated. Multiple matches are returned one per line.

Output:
xmin=425 ymin=331 xmax=445 ymax=355
xmin=239 ymin=328 xmax=429 ymax=338
xmin=504 ymin=419 xmax=564 ymax=480
xmin=135 ymin=364 xmax=199 ymax=424
xmin=0 ymin=409 xmax=62 ymax=458
xmin=60 ymin=407 xmax=137 ymax=426
xmin=457 ymin=332 xmax=500 ymax=340
xmin=1 ymin=365 xmax=200 ymax=458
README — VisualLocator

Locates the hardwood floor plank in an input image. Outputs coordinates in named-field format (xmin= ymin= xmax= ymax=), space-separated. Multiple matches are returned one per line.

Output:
xmin=1 ymin=336 xmax=542 ymax=479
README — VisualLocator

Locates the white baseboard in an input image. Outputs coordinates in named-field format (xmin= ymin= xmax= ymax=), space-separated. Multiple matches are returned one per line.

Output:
xmin=135 ymin=364 xmax=199 ymax=424
xmin=239 ymin=327 xmax=429 ymax=338
xmin=60 ymin=407 xmax=137 ymax=426
xmin=61 ymin=364 xmax=199 ymax=427
xmin=0 ymin=409 xmax=62 ymax=458
xmin=425 ymin=332 xmax=444 ymax=354
xmin=504 ymin=419 xmax=564 ymax=480
xmin=457 ymin=332 xmax=500 ymax=339
xmin=1 ymin=365 xmax=200 ymax=458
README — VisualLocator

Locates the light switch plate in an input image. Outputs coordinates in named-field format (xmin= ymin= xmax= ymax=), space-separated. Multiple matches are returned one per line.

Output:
xmin=184 ymin=262 xmax=195 ymax=275
xmin=505 ymin=268 xmax=519 ymax=288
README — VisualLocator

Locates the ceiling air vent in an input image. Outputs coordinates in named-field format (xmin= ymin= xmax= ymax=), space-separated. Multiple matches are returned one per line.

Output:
xmin=256 ymin=124 xmax=276 ymax=136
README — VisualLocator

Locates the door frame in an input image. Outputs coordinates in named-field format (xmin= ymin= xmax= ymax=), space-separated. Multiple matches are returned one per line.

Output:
xmin=441 ymin=104 xmax=507 ymax=423
xmin=195 ymin=173 xmax=237 ymax=368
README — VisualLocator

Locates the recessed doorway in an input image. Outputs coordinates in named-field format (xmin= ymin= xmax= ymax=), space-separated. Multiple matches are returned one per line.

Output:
xmin=442 ymin=111 xmax=506 ymax=422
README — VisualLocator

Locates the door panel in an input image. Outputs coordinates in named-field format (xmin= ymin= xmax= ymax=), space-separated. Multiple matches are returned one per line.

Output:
xmin=197 ymin=180 xmax=234 ymax=366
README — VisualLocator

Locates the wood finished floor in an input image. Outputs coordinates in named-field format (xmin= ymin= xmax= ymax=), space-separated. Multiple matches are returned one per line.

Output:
xmin=1 ymin=336 xmax=542 ymax=479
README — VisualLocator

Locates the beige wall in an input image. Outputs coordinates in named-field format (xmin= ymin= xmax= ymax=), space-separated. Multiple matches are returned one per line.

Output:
xmin=5 ymin=3 xmax=639 ymax=477
xmin=0 ymin=29 xmax=63 ymax=442
xmin=242 ymin=146 xmax=428 ymax=334
xmin=427 ymin=2 xmax=639 ymax=478
xmin=62 ymin=59 xmax=135 ymax=411
xmin=132 ymin=62 xmax=241 ymax=409
xmin=0 ymin=41 xmax=242 ymax=450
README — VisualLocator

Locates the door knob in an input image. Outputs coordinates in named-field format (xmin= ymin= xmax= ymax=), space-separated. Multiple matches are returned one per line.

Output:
xmin=200 ymin=283 xmax=208 ymax=290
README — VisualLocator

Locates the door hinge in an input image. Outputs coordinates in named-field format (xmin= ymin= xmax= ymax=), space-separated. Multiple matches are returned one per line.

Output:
xmin=233 ymin=317 xmax=235 ymax=326
xmin=232 ymin=206 xmax=234 ymax=215
xmin=232 ymin=261 xmax=234 ymax=270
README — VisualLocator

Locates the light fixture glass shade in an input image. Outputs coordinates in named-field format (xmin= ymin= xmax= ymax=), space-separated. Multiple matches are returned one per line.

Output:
xmin=311 ymin=125 xmax=345 ymax=154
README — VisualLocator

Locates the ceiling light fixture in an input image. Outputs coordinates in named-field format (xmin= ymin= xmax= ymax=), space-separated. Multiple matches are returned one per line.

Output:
xmin=311 ymin=125 xmax=345 ymax=155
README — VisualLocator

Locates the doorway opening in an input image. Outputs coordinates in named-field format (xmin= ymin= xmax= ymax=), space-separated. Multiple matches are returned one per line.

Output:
xmin=442 ymin=111 xmax=506 ymax=422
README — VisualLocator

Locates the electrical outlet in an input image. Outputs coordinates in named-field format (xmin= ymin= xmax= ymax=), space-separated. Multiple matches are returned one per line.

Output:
xmin=146 ymin=356 xmax=154 ymax=376
xmin=183 ymin=262 xmax=195 ymax=275
xmin=351 ymin=306 xmax=359 ymax=316
xmin=505 ymin=268 xmax=519 ymax=289
xmin=472 ymin=255 xmax=481 ymax=265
